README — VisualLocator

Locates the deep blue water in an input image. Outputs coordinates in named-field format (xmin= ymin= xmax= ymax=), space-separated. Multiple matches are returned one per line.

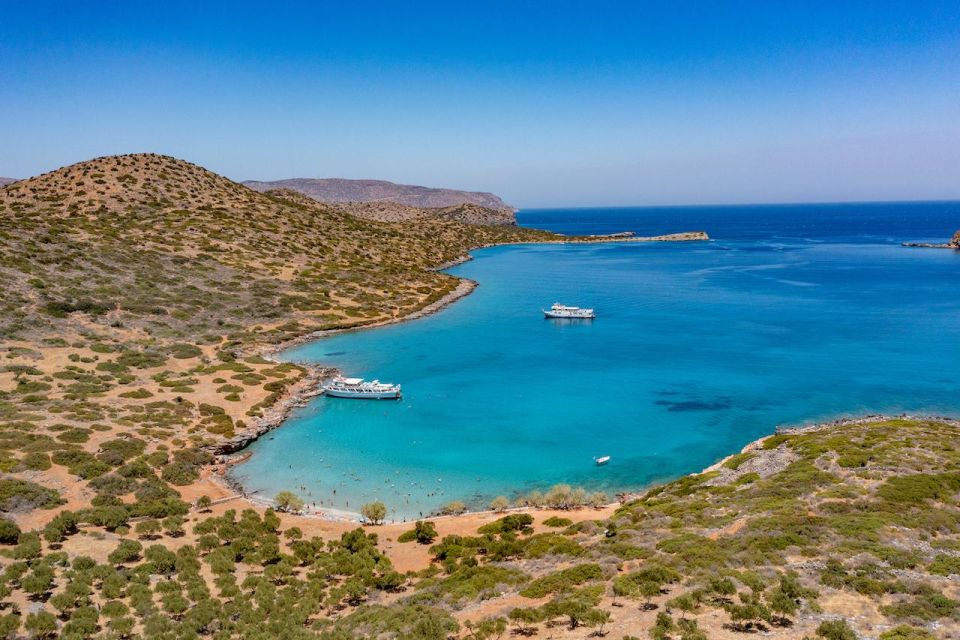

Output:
xmin=234 ymin=201 xmax=960 ymax=521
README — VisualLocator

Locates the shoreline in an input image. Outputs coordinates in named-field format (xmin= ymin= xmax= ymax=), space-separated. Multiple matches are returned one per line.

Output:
xmin=700 ymin=412 xmax=960 ymax=477
xmin=212 ymin=228 xmax=750 ymax=520
xmin=207 ymin=364 xmax=336 ymax=456
xmin=218 ymin=410 xmax=960 ymax=524
xmin=264 ymin=278 xmax=479 ymax=358
xmin=218 ymin=224 xmax=958 ymax=522
xmin=264 ymin=230 xmax=709 ymax=358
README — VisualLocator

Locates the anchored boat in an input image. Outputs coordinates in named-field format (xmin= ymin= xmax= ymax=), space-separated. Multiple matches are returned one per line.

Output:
xmin=594 ymin=456 xmax=611 ymax=466
xmin=323 ymin=376 xmax=402 ymax=400
xmin=543 ymin=303 xmax=596 ymax=319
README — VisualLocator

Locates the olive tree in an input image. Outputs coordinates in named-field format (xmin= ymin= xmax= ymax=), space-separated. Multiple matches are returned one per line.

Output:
xmin=360 ymin=501 xmax=387 ymax=525
xmin=274 ymin=490 xmax=304 ymax=513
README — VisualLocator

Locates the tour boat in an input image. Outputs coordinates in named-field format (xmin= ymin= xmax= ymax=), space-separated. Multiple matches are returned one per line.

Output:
xmin=322 ymin=376 xmax=402 ymax=400
xmin=543 ymin=303 xmax=596 ymax=319
xmin=594 ymin=456 xmax=611 ymax=466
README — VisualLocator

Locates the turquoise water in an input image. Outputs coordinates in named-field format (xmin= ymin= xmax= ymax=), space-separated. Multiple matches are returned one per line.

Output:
xmin=234 ymin=202 xmax=960 ymax=521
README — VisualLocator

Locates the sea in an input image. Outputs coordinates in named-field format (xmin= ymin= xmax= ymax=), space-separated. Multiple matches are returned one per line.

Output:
xmin=232 ymin=201 xmax=960 ymax=521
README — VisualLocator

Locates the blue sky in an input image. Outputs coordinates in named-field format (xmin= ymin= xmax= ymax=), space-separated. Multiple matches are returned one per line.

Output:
xmin=1 ymin=1 xmax=959 ymax=207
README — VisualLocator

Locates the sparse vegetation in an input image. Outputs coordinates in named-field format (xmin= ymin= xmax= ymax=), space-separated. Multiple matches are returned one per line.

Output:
xmin=0 ymin=156 xmax=957 ymax=639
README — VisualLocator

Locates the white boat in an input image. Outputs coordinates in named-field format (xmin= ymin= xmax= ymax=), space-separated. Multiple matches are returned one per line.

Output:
xmin=322 ymin=376 xmax=402 ymax=400
xmin=543 ymin=303 xmax=596 ymax=319
xmin=594 ymin=456 xmax=611 ymax=466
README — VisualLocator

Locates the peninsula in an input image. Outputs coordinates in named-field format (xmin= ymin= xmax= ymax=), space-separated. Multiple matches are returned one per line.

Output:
xmin=902 ymin=230 xmax=960 ymax=249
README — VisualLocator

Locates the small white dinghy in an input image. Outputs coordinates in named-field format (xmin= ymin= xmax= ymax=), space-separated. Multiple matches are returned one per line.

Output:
xmin=594 ymin=456 xmax=611 ymax=466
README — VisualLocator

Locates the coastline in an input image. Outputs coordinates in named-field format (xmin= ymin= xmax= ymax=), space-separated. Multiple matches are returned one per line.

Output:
xmin=700 ymin=412 xmax=960 ymax=477
xmin=219 ymin=231 xmax=711 ymax=517
xmin=264 ymin=278 xmax=479 ymax=358
xmin=208 ymin=364 xmax=335 ymax=456
xmin=220 ymin=227 xmax=958 ymax=522
xmin=265 ymin=230 xmax=709 ymax=358
xmin=216 ymin=412 xmax=959 ymax=525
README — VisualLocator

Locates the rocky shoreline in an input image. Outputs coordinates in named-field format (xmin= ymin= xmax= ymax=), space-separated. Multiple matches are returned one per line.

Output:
xmin=211 ymin=278 xmax=479 ymax=461
xmin=902 ymin=229 xmax=960 ymax=249
xmin=210 ymin=380 xmax=960 ymax=522
xmin=701 ymin=413 xmax=960 ymax=480
xmin=429 ymin=230 xmax=709 ymax=270
xmin=265 ymin=278 xmax=479 ymax=358
xmin=207 ymin=364 xmax=335 ymax=456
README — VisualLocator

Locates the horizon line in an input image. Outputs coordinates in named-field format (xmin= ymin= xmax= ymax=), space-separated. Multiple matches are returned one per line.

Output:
xmin=518 ymin=197 xmax=960 ymax=212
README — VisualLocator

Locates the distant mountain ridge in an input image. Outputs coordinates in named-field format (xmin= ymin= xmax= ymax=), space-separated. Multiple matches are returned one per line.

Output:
xmin=0 ymin=177 xmax=18 ymax=187
xmin=243 ymin=177 xmax=515 ymax=214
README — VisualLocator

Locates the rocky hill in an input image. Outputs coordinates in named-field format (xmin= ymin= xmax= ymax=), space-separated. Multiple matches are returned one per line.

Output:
xmin=0 ymin=154 xmax=549 ymax=345
xmin=243 ymin=177 xmax=516 ymax=219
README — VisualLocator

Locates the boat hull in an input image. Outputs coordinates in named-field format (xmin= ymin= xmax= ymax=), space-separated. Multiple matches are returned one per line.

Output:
xmin=544 ymin=311 xmax=595 ymax=319
xmin=324 ymin=389 xmax=401 ymax=399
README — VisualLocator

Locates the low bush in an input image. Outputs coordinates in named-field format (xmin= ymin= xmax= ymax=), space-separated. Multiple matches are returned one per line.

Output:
xmin=0 ymin=478 xmax=63 ymax=511
xmin=520 ymin=563 xmax=603 ymax=598
xmin=398 ymin=520 xmax=438 ymax=544
xmin=542 ymin=516 xmax=573 ymax=528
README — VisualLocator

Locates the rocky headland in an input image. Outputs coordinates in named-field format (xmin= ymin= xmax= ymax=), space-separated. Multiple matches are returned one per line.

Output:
xmin=902 ymin=229 xmax=960 ymax=249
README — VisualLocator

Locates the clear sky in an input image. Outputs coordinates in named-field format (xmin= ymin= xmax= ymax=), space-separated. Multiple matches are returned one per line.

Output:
xmin=1 ymin=1 xmax=959 ymax=208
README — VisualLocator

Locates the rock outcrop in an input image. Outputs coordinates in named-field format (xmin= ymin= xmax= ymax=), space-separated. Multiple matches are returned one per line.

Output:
xmin=902 ymin=229 xmax=960 ymax=249
xmin=566 ymin=230 xmax=710 ymax=244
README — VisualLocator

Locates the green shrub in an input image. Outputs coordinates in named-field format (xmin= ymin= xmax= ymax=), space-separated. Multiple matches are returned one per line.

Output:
xmin=877 ymin=472 xmax=960 ymax=504
xmin=0 ymin=518 xmax=21 ymax=544
xmin=166 ymin=343 xmax=203 ymax=359
xmin=119 ymin=388 xmax=153 ymax=399
xmin=881 ymin=592 xmax=958 ymax=622
xmin=108 ymin=539 xmax=143 ymax=564
xmin=478 ymin=513 xmax=534 ymax=535
xmin=414 ymin=564 xmax=528 ymax=606
xmin=0 ymin=478 xmax=63 ymax=510
xmin=816 ymin=619 xmax=857 ymax=640
xmin=98 ymin=438 xmax=146 ymax=465
xmin=21 ymin=451 xmax=51 ymax=470
xmin=43 ymin=510 xmax=79 ymax=542
xmin=879 ymin=625 xmax=937 ymax=640
xmin=928 ymin=554 xmax=960 ymax=576
xmin=160 ymin=448 xmax=211 ymax=485
xmin=56 ymin=428 xmax=91 ymax=443
xmin=542 ymin=516 xmax=573 ymax=528
xmin=398 ymin=520 xmax=439 ymax=544
xmin=520 ymin=563 xmax=603 ymax=598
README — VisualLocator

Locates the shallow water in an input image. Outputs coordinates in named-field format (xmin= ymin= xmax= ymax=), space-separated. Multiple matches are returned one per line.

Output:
xmin=233 ymin=202 xmax=960 ymax=521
